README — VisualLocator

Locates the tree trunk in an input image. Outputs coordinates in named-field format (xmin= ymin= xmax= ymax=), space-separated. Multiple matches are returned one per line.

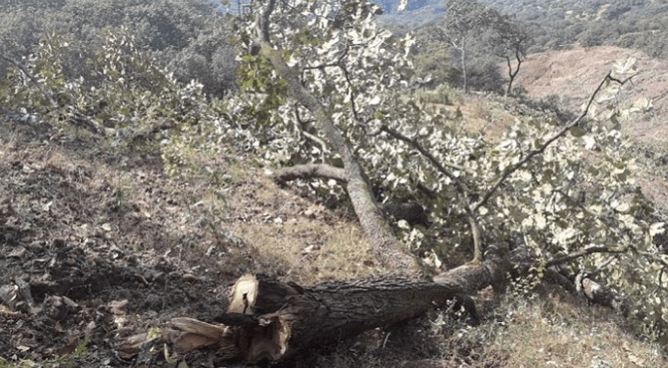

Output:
xmin=461 ymin=40 xmax=468 ymax=93
xmin=119 ymin=272 xmax=484 ymax=364
xmin=254 ymin=2 xmax=416 ymax=272
xmin=505 ymin=49 xmax=522 ymax=96
xmin=117 ymin=257 xmax=640 ymax=365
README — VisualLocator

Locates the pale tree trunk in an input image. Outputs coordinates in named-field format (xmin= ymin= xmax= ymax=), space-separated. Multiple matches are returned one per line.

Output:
xmin=450 ymin=38 xmax=468 ymax=94
xmin=461 ymin=39 xmax=468 ymax=93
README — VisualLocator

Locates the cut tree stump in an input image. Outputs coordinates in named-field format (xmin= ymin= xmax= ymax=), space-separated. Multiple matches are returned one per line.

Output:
xmin=118 ymin=269 xmax=490 ymax=364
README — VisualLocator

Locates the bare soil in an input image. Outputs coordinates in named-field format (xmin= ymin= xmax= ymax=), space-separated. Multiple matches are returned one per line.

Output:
xmin=516 ymin=45 xmax=668 ymax=142
xmin=0 ymin=118 xmax=271 ymax=367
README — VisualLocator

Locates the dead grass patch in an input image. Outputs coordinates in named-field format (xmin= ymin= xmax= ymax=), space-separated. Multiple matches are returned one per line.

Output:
xmin=487 ymin=295 xmax=667 ymax=368
xmin=234 ymin=219 xmax=374 ymax=285
xmin=454 ymin=100 xmax=516 ymax=145
xmin=218 ymin=168 xmax=377 ymax=284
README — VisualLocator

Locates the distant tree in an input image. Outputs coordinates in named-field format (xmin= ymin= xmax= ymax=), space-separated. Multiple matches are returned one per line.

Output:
xmin=413 ymin=25 xmax=451 ymax=87
xmin=486 ymin=14 xmax=532 ymax=96
xmin=442 ymin=0 xmax=529 ymax=94
xmin=442 ymin=0 xmax=491 ymax=93
xmin=579 ymin=30 xmax=602 ymax=48
xmin=606 ymin=4 xmax=632 ymax=20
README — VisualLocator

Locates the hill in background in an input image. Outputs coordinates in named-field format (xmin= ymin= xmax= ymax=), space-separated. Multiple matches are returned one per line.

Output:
xmin=379 ymin=0 xmax=668 ymax=59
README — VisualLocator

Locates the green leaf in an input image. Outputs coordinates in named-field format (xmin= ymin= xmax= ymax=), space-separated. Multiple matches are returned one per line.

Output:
xmin=610 ymin=114 xmax=621 ymax=130
xmin=569 ymin=126 xmax=586 ymax=137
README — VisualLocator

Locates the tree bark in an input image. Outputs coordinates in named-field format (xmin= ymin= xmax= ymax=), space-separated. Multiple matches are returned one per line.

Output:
xmin=119 ymin=273 xmax=483 ymax=364
xmin=117 ymin=256 xmax=641 ymax=365
xmin=461 ymin=40 xmax=468 ymax=94
xmin=273 ymin=164 xmax=347 ymax=184
xmin=505 ymin=49 xmax=522 ymax=96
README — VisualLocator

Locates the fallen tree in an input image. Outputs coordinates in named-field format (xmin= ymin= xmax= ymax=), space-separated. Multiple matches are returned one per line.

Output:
xmin=119 ymin=268 xmax=489 ymax=364
xmin=116 ymin=0 xmax=667 ymax=364
xmin=117 ymin=259 xmax=632 ymax=364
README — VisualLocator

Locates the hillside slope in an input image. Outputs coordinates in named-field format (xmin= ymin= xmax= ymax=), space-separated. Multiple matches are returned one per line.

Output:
xmin=516 ymin=45 xmax=668 ymax=142
xmin=379 ymin=0 xmax=668 ymax=60
xmin=2 ymin=103 xmax=667 ymax=367
xmin=2 ymin=44 xmax=668 ymax=368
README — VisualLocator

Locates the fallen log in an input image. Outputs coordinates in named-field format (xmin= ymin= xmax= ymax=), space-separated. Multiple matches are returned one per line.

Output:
xmin=119 ymin=271 xmax=486 ymax=364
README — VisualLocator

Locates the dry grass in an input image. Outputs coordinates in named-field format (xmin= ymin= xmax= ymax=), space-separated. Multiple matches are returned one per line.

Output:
xmin=284 ymin=284 xmax=668 ymax=367
xmin=414 ymin=88 xmax=517 ymax=145
xmin=484 ymin=292 xmax=667 ymax=368
xmin=223 ymin=171 xmax=377 ymax=285
xmin=455 ymin=100 xmax=517 ymax=144
xmin=235 ymin=219 xmax=374 ymax=284
xmin=375 ymin=288 xmax=668 ymax=368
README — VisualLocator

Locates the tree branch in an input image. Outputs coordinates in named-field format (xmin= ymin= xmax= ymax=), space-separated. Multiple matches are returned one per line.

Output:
xmin=293 ymin=104 xmax=329 ymax=160
xmin=273 ymin=164 xmax=347 ymax=184
xmin=545 ymin=245 xmax=627 ymax=268
xmin=474 ymin=72 xmax=632 ymax=212
xmin=633 ymin=246 xmax=668 ymax=271
xmin=378 ymin=124 xmax=485 ymax=261
xmin=379 ymin=125 xmax=473 ymax=182
xmin=0 ymin=53 xmax=57 ymax=107
xmin=1 ymin=53 xmax=105 ymax=135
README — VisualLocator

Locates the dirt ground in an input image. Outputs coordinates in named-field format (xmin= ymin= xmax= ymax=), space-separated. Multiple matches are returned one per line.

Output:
xmin=0 ymin=117 xmax=277 ymax=367
xmin=0 ymin=116 xmax=432 ymax=368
